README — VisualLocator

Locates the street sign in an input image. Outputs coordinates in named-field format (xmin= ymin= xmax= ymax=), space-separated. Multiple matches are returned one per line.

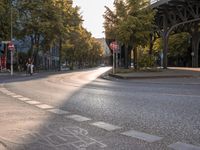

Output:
xmin=109 ymin=41 xmax=119 ymax=53
xmin=109 ymin=41 xmax=120 ymax=74
xmin=8 ymin=42 xmax=15 ymax=50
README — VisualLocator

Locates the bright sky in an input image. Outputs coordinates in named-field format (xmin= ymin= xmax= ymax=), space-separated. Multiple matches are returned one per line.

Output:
xmin=73 ymin=0 xmax=114 ymax=38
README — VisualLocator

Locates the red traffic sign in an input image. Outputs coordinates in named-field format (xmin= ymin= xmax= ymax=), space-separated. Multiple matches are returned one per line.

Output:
xmin=109 ymin=41 xmax=119 ymax=53
xmin=8 ymin=42 xmax=15 ymax=50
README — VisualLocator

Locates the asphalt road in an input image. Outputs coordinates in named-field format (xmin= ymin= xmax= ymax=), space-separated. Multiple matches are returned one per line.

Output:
xmin=0 ymin=67 xmax=200 ymax=150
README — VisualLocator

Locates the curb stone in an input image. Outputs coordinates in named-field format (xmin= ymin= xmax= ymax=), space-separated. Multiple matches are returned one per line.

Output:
xmin=109 ymin=73 xmax=194 ymax=79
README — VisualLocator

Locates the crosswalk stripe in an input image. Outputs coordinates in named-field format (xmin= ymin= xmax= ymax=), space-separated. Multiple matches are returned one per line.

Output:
xmin=36 ymin=104 xmax=54 ymax=109
xmin=12 ymin=95 xmax=23 ymax=98
xmin=48 ymin=109 xmax=69 ymax=114
xmin=90 ymin=122 xmax=121 ymax=131
xmin=121 ymin=130 xmax=163 ymax=143
xmin=18 ymin=97 xmax=31 ymax=101
xmin=5 ymin=92 xmax=15 ymax=95
xmin=25 ymin=100 xmax=41 ymax=105
xmin=0 ymin=89 xmax=7 ymax=93
xmin=66 ymin=114 xmax=91 ymax=122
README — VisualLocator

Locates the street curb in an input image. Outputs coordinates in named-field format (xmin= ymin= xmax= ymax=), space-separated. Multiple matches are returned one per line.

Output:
xmin=99 ymin=69 xmax=113 ymax=80
xmin=108 ymin=73 xmax=195 ymax=79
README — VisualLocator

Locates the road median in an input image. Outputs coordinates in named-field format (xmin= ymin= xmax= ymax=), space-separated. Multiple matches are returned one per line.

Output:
xmin=108 ymin=67 xmax=200 ymax=79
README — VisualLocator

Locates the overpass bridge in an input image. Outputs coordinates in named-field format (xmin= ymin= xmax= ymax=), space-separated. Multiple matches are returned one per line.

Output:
xmin=150 ymin=0 xmax=200 ymax=68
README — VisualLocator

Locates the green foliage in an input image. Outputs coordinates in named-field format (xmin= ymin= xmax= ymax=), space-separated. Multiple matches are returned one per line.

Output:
xmin=0 ymin=0 xmax=102 ymax=68
xmin=138 ymin=54 xmax=156 ymax=68
xmin=104 ymin=0 xmax=155 ymax=69
xmin=136 ymin=45 xmax=156 ymax=68
xmin=104 ymin=0 xmax=155 ymax=48
xmin=62 ymin=27 xmax=103 ymax=68
xmin=153 ymin=32 xmax=190 ymax=55
xmin=0 ymin=0 xmax=18 ymax=41
xmin=16 ymin=0 xmax=70 ymax=51
xmin=168 ymin=32 xmax=190 ymax=58
xmin=153 ymin=32 xmax=191 ymax=66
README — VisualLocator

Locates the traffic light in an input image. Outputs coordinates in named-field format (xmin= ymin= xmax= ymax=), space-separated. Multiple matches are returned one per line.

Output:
xmin=0 ymin=43 xmax=3 ymax=56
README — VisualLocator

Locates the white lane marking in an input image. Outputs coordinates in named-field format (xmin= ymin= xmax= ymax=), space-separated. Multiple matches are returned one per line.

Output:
xmin=90 ymin=122 xmax=121 ymax=131
xmin=47 ymin=109 xmax=69 ymax=114
xmin=5 ymin=92 xmax=15 ymax=96
xmin=0 ymin=88 xmax=17 ymax=96
xmin=121 ymin=130 xmax=163 ymax=143
xmin=18 ymin=97 xmax=31 ymax=101
xmin=0 ymin=88 xmax=7 ymax=92
xmin=12 ymin=95 xmax=23 ymax=98
xmin=168 ymin=142 xmax=200 ymax=150
xmin=25 ymin=100 xmax=41 ymax=105
xmin=36 ymin=104 xmax=54 ymax=109
xmin=164 ymin=93 xmax=200 ymax=98
xmin=66 ymin=115 xmax=91 ymax=122
xmin=0 ymin=90 xmax=13 ymax=95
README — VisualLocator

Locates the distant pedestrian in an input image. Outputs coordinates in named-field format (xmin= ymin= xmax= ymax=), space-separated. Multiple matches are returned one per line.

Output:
xmin=26 ymin=58 xmax=34 ymax=75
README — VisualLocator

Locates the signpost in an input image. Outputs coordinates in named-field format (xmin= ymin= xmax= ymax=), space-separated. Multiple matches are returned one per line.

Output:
xmin=8 ymin=42 xmax=15 ymax=75
xmin=109 ymin=41 xmax=119 ymax=74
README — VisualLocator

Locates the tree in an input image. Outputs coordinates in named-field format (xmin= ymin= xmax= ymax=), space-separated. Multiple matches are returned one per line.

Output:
xmin=153 ymin=32 xmax=191 ymax=66
xmin=1 ymin=0 xmax=102 ymax=70
xmin=15 ymin=0 xmax=83 ymax=67
xmin=62 ymin=26 xmax=103 ymax=69
xmin=0 ymin=0 xmax=18 ymax=41
xmin=53 ymin=0 xmax=83 ymax=68
xmin=104 ymin=0 xmax=155 ymax=69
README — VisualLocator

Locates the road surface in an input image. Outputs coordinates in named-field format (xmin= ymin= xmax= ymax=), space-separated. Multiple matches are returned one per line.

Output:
xmin=0 ymin=67 xmax=200 ymax=150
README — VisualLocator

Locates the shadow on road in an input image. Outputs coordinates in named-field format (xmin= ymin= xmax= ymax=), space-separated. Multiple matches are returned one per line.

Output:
xmin=0 ymin=68 xmax=119 ymax=150
xmin=1 ymin=67 xmax=200 ymax=150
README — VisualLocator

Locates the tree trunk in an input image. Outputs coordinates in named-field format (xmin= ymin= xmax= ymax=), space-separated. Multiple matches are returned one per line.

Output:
xmin=58 ymin=39 xmax=62 ymax=70
xmin=124 ymin=45 xmax=128 ymax=69
xmin=133 ymin=47 xmax=137 ymax=69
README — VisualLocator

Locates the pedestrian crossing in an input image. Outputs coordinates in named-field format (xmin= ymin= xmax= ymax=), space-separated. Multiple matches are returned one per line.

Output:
xmin=0 ymin=86 xmax=200 ymax=150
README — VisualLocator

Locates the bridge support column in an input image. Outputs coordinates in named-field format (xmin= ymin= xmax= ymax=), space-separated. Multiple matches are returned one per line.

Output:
xmin=191 ymin=37 xmax=199 ymax=67
xmin=191 ymin=22 xmax=200 ymax=67
xmin=162 ymin=15 xmax=168 ymax=69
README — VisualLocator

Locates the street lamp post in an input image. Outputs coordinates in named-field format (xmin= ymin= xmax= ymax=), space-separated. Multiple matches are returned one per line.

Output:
xmin=10 ymin=0 xmax=13 ymax=75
